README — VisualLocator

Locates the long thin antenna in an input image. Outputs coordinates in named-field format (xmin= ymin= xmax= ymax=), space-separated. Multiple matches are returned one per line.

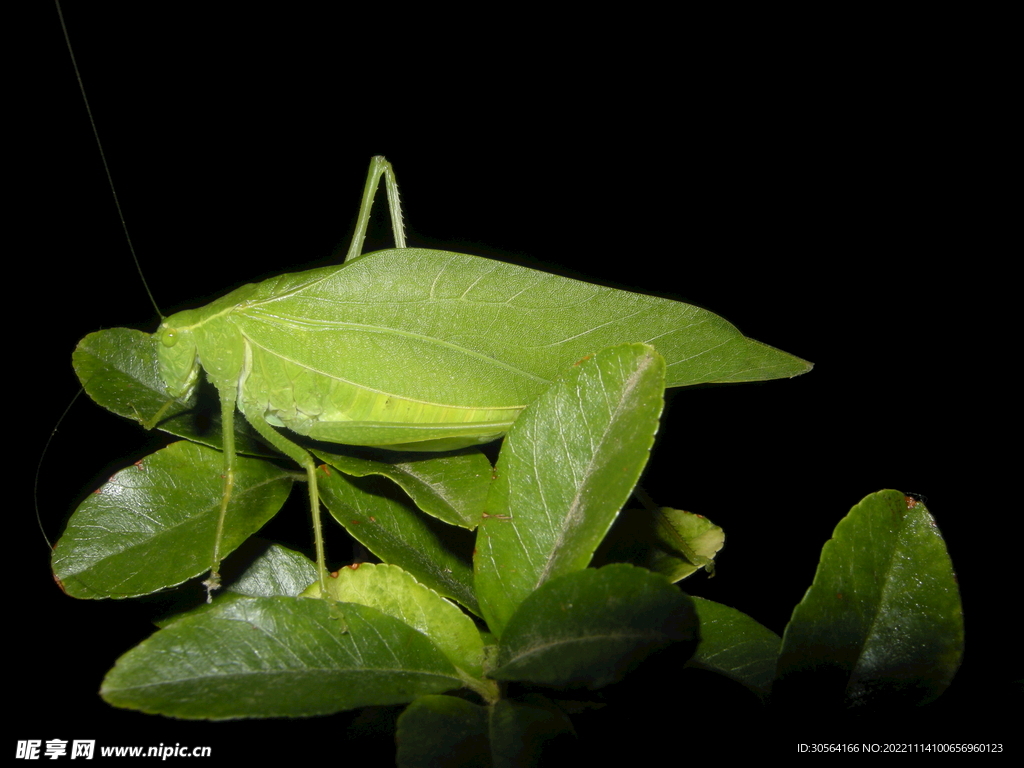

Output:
xmin=43 ymin=3 xmax=162 ymax=552
xmin=35 ymin=390 xmax=86 ymax=551
xmin=55 ymin=0 xmax=162 ymax=317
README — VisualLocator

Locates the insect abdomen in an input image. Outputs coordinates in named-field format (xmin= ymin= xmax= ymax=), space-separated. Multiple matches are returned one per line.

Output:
xmin=239 ymin=335 xmax=522 ymax=448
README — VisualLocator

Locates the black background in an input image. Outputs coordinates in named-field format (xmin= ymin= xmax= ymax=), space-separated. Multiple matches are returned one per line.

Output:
xmin=21 ymin=3 xmax=1013 ymax=760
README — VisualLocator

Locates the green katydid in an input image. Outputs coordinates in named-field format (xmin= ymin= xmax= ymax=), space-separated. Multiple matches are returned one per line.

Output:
xmin=75 ymin=157 xmax=811 ymax=600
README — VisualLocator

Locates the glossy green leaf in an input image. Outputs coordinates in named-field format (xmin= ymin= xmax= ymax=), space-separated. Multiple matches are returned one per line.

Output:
xmin=227 ymin=542 xmax=319 ymax=598
xmin=101 ymin=596 xmax=462 ymax=718
xmin=155 ymin=544 xmax=320 ymax=629
xmin=305 ymin=562 xmax=486 ymax=679
xmin=688 ymin=597 xmax=780 ymax=701
xmin=73 ymin=328 xmax=189 ymax=426
xmin=149 ymin=540 xmax=317 ymax=630
xmin=491 ymin=564 xmax=697 ymax=689
xmin=73 ymin=328 xmax=267 ymax=455
xmin=775 ymin=490 xmax=964 ymax=709
xmin=594 ymin=507 xmax=724 ymax=582
xmin=475 ymin=344 xmax=665 ymax=636
xmin=648 ymin=508 xmax=724 ymax=579
xmin=315 ymin=447 xmax=492 ymax=529
xmin=319 ymin=469 xmax=479 ymax=615
xmin=52 ymin=441 xmax=292 ymax=598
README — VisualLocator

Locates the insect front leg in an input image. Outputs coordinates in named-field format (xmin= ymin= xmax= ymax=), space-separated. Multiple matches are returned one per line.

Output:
xmin=203 ymin=386 xmax=241 ymax=600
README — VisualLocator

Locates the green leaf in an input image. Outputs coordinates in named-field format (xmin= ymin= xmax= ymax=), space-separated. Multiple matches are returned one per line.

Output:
xmin=101 ymin=596 xmax=462 ymax=718
xmin=396 ymin=696 xmax=490 ymax=768
xmin=775 ymin=490 xmax=964 ymax=709
xmin=475 ymin=344 xmax=665 ymax=636
xmin=73 ymin=328 xmax=269 ymax=455
xmin=306 ymin=562 xmax=486 ymax=680
xmin=491 ymin=564 xmax=697 ymax=689
xmin=52 ymin=441 xmax=292 ymax=598
xmin=227 ymin=542 xmax=319 ymax=597
xmin=151 ymin=544 xmax=319 ymax=631
xmin=318 ymin=469 xmax=479 ymax=615
xmin=594 ymin=507 xmax=725 ymax=582
xmin=688 ymin=597 xmax=780 ymax=701
xmin=315 ymin=447 xmax=492 ymax=529
xmin=74 ymin=328 xmax=191 ymax=428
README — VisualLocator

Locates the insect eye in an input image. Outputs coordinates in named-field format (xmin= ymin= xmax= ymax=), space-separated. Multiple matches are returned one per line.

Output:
xmin=160 ymin=327 xmax=179 ymax=347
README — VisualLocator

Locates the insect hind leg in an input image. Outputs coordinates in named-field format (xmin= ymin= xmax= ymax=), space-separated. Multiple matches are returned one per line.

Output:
xmin=343 ymin=156 xmax=406 ymax=263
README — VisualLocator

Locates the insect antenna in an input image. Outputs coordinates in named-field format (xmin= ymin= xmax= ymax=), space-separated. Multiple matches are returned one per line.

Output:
xmin=55 ymin=0 xmax=163 ymax=319
xmin=34 ymin=390 xmax=87 ymax=552
xmin=45 ymin=4 xmax=165 ymax=561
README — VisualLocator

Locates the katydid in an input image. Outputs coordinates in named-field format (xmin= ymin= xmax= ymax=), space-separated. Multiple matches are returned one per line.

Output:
xmin=82 ymin=157 xmax=812 ymax=599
